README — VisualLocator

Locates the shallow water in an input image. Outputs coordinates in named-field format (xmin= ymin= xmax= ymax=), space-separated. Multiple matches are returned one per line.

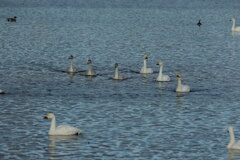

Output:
xmin=1 ymin=0 xmax=240 ymax=159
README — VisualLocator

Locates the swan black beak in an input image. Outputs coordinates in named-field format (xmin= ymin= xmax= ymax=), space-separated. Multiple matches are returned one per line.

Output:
xmin=44 ymin=116 xmax=48 ymax=119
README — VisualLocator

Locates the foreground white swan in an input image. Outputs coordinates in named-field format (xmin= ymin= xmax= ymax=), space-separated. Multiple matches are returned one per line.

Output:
xmin=140 ymin=56 xmax=153 ymax=74
xmin=228 ymin=126 xmax=240 ymax=149
xmin=176 ymin=73 xmax=190 ymax=92
xmin=113 ymin=63 xmax=126 ymax=80
xmin=156 ymin=62 xmax=170 ymax=82
xmin=230 ymin=18 xmax=240 ymax=32
xmin=85 ymin=59 xmax=96 ymax=76
xmin=44 ymin=113 xmax=82 ymax=136
xmin=67 ymin=55 xmax=77 ymax=73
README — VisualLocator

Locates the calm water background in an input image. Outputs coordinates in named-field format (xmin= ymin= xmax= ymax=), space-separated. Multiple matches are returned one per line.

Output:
xmin=1 ymin=0 xmax=240 ymax=159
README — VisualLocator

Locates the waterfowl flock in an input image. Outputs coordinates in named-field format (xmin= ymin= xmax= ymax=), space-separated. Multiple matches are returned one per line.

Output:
xmin=66 ymin=55 xmax=190 ymax=93
xmin=2 ymin=16 xmax=240 ymax=153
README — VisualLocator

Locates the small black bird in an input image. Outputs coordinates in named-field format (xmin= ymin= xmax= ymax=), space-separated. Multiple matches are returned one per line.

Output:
xmin=197 ymin=19 xmax=202 ymax=27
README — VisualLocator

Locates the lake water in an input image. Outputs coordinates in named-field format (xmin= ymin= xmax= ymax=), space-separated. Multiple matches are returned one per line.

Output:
xmin=1 ymin=0 xmax=240 ymax=159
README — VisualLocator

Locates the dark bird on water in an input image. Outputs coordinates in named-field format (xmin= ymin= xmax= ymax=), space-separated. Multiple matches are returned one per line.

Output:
xmin=7 ymin=16 xmax=17 ymax=22
xmin=197 ymin=19 xmax=202 ymax=27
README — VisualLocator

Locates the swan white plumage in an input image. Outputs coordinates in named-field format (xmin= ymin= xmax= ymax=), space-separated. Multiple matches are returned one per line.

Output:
xmin=230 ymin=18 xmax=240 ymax=32
xmin=113 ymin=63 xmax=126 ymax=80
xmin=44 ymin=113 xmax=82 ymax=136
xmin=85 ymin=59 xmax=96 ymax=76
xmin=156 ymin=62 xmax=170 ymax=82
xmin=228 ymin=126 xmax=240 ymax=150
xmin=140 ymin=56 xmax=153 ymax=74
xmin=176 ymin=73 xmax=190 ymax=93
xmin=67 ymin=55 xmax=77 ymax=73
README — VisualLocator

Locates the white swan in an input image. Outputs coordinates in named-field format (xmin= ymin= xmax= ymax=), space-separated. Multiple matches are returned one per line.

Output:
xmin=228 ymin=126 xmax=240 ymax=150
xmin=44 ymin=113 xmax=82 ymax=136
xmin=85 ymin=59 xmax=96 ymax=76
xmin=140 ymin=56 xmax=153 ymax=74
xmin=67 ymin=55 xmax=77 ymax=73
xmin=176 ymin=73 xmax=190 ymax=93
xmin=230 ymin=18 xmax=240 ymax=32
xmin=113 ymin=63 xmax=126 ymax=80
xmin=156 ymin=62 xmax=170 ymax=82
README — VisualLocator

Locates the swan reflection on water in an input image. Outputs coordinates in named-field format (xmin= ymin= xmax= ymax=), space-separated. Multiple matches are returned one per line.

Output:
xmin=176 ymin=93 xmax=184 ymax=106
xmin=228 ymin=149 xmax=240 ymax=160
xmin=231 ymin=31 xmax=240 ymax=37
xmin=156 ymin=81 xmax=168 ymax=88
xmin=68 ymin=73 xmax=76 ymax=83
xmin=47 ymin=135 xmax=80 ymax=159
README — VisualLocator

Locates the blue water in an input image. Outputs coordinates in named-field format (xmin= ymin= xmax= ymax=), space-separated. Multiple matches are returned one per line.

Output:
xmin=1 ymin=0 xmax=240 ymax=159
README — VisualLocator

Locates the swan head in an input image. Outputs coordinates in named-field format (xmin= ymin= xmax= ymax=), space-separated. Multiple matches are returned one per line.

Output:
xmin=156 ymin=62 xmax=163 ymax=66
xmin=144 ymin=56 xmax=148 ymax=60
xmin=177 ymin=73 xmax=182 ymax=78
xmin=87 ymin=59 xmax=93 ymax=64
xmin=114 ymin=63 xmax=118 ymax=68
xmin=68 ymin=55 xmax=74 ymax=60
xmin=44 ymin=113 xmax=55 ymax=119
xmin=230 ymin=18 xmax=235 ymax=22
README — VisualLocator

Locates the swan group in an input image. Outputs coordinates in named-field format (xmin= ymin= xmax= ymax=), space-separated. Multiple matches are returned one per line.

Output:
xmin=44 ymin=113 xmax=82 ymax=136
xmin=65 ymin=55 xmax=191 ymax=92
xmin=230 ymin=18 xmax=240 ymax=32
xmin=227 ymin=126 xmax=240 ymax=150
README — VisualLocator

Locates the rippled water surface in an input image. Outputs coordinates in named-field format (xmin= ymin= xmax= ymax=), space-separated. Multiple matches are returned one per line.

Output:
xmin=1 ymin=0 xmax=240 ymax=159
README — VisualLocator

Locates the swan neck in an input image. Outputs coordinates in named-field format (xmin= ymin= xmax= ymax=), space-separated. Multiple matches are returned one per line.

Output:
xmin=88 ymin=64 xmax=92 ymax=70
xmin=229 ymin=128 xmax=235 ymax=148
xmin=158 ymin=65 xmax=163 ymax=76
xmin=177 ymin=77 xmax=182 ymax=89
xmin=143 ymin=59 xmax=147 ymax=68
xmin=50 ymin=116 xmax=56 ymax=133
xmin=114 ymin=67 xmax=119 ymax=78
xmin=232 ymin=20 xmax=236 ymax=30
xmin=70 ymin=59 xmax=73 ymax=69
